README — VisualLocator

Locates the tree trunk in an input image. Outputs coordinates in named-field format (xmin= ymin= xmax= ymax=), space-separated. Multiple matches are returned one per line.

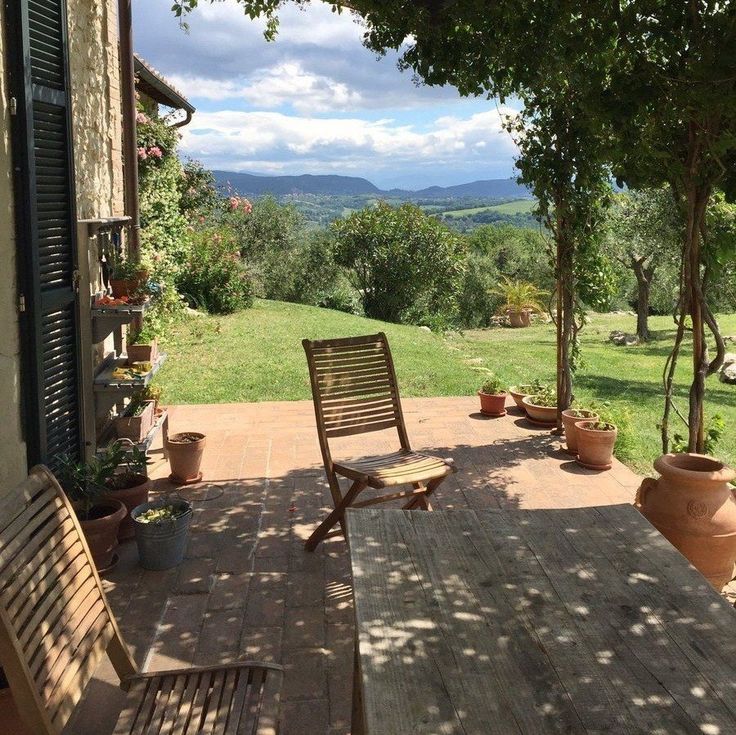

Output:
xmin=631 ymin=257 xmax=654 ymax=341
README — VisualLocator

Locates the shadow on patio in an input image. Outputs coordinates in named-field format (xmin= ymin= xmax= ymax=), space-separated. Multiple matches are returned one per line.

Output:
xmin=66 ymin=397 xmax=641 ymax=735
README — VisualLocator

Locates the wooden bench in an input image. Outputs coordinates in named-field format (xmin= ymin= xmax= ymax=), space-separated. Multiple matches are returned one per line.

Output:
xmin=0 ymin=466 xmax=282 ymax=734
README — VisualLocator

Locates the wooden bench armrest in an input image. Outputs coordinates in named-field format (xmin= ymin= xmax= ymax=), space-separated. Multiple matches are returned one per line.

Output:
xmin=120 ymin=661 xmax=284 ymax=690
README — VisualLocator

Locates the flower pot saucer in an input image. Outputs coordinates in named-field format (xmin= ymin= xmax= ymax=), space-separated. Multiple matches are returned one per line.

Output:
xmin=168 ymin=472 xmax=203 ymax=486
xmin=575 ymin=459 xmax=612 ymax=471
xmin=97 ymin=553 xmax=119 ymax=575
xmin=480 ymin=408 xmax=507 ymax=417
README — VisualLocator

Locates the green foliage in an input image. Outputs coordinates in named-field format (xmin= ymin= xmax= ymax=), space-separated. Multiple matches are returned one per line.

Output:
xmin=332 ymin=201 xmax=467 ymax=325
xmin=490 ymin=276 xmax=548 ymax=314
xmin=137 ymin=109 xmax=190 ymax=288
xmin=527 ymin=386 xmax=557 ymax=408
xmin=480 ymin=375 xmax=505 ymax=395
xmin=109 ymin=260 xmax=142 ymax=281
xmin=177 ymin=227 xmax=255 ymax=314
xmin=56 ymin=440 xmax=149 ymax=518
xmin=672 ymin=414 xmax=727 ymax=457
xmin=56 ymin=453 xmax=116 ymax=519
xmin=179 ymin=159 xmax=219 ymax=217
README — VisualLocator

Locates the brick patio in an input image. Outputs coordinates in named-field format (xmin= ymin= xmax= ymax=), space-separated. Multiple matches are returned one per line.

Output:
xmin=66 ymin=396 xmax=642 ymax=735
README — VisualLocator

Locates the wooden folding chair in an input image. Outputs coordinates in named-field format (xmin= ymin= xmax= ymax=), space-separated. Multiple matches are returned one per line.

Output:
xmin=0 ymin=466 xmax=282 ymax=735
xmin=302 ymin=333 xmax=456 ymax=551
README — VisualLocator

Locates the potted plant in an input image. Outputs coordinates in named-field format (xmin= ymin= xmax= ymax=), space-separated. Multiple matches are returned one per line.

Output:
xmin=521 ymin=387 xmax=557 ymax=425
xmin=56 ymin=453 xmax=126 ymax=570
xmin=114 ymin=395 xmax=155 ymax=441
xmin=166 ymin=432 xmax=206 ymax=484
xmin=127 ymin=323 xmax=158 ymax=364
xmin=490 ymin=277 xmax=548 ymax=328
xmin=561 ymin=408 xmax=599 ymax=454
xmin=131 ymin=499 xmax=193 ymax=570
xmin=508 ymin=379 xmax=548 ymax=411
xmin=109 ymin=259 xmax=147 ymax=298
xmin=478 ymin=376 xmax=507 ymax=417
xmin=102 ymin=440 xmax=152 ymax=541
xmin=575 ymin=420 xmax=618 ymax=470
xmin=635 ymin=453 xmax=736 ymax=590
xmin=140 ymin=383 xmax=165 ymax=419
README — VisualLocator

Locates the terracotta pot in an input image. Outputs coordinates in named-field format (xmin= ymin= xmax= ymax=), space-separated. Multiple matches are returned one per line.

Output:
xmin=521 ymin=310 xmax=532 ymax=327
xmin=127 ymin=338 xmax=158 ymax=364
xmin=636 ymin=453 xmax=736 ymax=590
xmin=110 ymin=278 xmax=138 ymax=298
xmin=78 ymin=499 xmax=126 ymax=571
xmin=0 ymin=688 xmax=31 ymax=735
xmin=508 ymin=385 xmax=533 ymax=410
xmin=166 ymin=432 xmax=206 ymax=484
xmin=105 ymin=475 xmax=151 ymax=541
xmin=478 ymin=390 xmax=507 ymax=417
xmin=507 ymin=309 xmax=526 ymax=328
xmin=561 ymin=409 xmax=599 ymax=454
xmin=521 ymin=395 xmax=557 ymax=425
xmin=575 ymin=421 xmax=617 ymax=470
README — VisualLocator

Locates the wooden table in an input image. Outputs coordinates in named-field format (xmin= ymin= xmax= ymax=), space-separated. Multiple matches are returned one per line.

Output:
xmin=346 ymin=505 xmax=736 ymax=735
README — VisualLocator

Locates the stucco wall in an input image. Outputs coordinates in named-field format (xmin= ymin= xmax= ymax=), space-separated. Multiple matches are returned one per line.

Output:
xmin=0 ymin=1 xmax=28 ymax=488
xmin=68 ymin=0 xmax=125 ymax=220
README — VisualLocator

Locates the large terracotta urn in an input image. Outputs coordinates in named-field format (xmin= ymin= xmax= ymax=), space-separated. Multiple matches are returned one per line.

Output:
xmin=636 ymin=453 xmax=736 ymax=590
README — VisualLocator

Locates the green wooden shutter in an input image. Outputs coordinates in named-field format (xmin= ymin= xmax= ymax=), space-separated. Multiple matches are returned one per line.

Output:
xmin=8 ymin=0 xmax=83 ymax=469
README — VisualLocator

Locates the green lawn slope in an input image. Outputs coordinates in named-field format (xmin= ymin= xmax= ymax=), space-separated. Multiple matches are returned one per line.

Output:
xmin=156 ymin=300 xmax=736 ymax=473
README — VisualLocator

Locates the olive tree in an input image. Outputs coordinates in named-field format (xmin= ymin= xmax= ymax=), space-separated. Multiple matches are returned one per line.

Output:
xmin=603 ymin=190 xmax=681 ymax=341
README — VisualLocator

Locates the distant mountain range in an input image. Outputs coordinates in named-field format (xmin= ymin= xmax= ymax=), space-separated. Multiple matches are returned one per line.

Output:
xmin=212 ymin=170 xmax=532 ymax=200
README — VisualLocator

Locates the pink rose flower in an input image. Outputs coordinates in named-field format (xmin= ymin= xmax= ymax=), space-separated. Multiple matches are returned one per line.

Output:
xmin=148 ymin=146 xmax=163 ymax=159
xmin=137 ymin=146 xmax=147 ymax=160
xmin=136 ymin=112 xmax=149 ymax=124
xmin=241 ymin=199 xmax=252 ymax=214
xmin=229 ymin=197 xmax=239 ymax=211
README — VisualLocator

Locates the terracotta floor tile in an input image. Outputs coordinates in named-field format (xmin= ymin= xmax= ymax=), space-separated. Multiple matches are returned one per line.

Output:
xmin=70 ymin=396 xmax=644 ymax=735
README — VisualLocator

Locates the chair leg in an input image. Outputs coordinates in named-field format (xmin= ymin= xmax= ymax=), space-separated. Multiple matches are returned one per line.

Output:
xmin=305 ymin=479 xmax=367 ymax=552
xmin=404 ymin=474 xmax=448 ymax=510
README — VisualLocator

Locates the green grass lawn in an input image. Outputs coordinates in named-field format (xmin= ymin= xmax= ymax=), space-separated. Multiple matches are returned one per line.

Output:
xmin=157 ymin=300 xmax=736 ymax=474
xmin=443 ymin=199 xmax=537 ymax=217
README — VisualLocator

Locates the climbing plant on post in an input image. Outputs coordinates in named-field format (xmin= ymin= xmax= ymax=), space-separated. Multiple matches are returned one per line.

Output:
xmin=508 ymin=95 xmax=611 ymax=427
xmin=598 ymin=1 xmax=736 ymax=453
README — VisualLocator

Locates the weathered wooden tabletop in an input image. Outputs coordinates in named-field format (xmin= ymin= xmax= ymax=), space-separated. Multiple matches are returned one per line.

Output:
xmin=346 ymin=505 xmax=736 ymax=735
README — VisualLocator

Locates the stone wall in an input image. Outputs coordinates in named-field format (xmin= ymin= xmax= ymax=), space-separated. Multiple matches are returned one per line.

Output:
xmin=0 ymin=1 xmax=28 ymax=487
xmin=68 ymin=0 xmax=125 ymax=220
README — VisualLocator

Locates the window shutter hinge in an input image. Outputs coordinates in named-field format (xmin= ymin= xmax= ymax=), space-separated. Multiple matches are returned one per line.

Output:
xmin=18 ymin=294 xmax=26 ymax=313
xmin=9 ymin=97 xmax=17 ymax=115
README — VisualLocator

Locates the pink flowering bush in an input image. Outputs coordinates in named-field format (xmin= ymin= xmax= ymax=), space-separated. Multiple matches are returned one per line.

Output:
xmin=177 ymin=226 xmax=254 ymax=314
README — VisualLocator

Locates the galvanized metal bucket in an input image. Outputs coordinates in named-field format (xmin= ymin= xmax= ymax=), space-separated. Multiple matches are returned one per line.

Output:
xmin=131 ymin=498 xmax=192 ymax=571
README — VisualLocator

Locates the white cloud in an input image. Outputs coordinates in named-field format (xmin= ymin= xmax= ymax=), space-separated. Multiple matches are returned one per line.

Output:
xmin=169 ymin=62 xmax=363 ymax=113
xmin=182 ymin=107 xmax=519 ymax=180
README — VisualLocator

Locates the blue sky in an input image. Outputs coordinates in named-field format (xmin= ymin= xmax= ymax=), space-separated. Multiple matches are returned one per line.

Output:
xmin=133 ymin=0 xmax=520 ymax=189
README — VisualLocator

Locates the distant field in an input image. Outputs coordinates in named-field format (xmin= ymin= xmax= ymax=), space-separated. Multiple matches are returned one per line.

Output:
xmin=443 ymin=199 xmax=537 ymax=218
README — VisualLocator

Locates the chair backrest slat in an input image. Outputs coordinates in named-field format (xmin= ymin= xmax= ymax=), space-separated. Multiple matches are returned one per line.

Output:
xmin=303 ymin=333 xmax=409 ymax=447
xmin=0 ymin=466 xmax=136 ymax=735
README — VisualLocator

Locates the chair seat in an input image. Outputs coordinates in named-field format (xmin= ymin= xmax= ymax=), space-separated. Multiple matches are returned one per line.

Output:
xmin=334 ymin=450 xmax=453 ymax=488
xmin=114 ymin=663 xmax=283 ymax=735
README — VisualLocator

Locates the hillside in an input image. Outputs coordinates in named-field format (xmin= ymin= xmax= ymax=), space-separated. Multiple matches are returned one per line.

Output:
xmin=213 ymin=169 xmax=531 ymax=200
xmin=213 ymin=171 xmax=381 ymax=196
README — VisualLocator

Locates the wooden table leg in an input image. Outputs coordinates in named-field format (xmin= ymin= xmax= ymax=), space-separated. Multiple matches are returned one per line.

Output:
xmin=351 ymin=637 xmax=365 ymax=735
